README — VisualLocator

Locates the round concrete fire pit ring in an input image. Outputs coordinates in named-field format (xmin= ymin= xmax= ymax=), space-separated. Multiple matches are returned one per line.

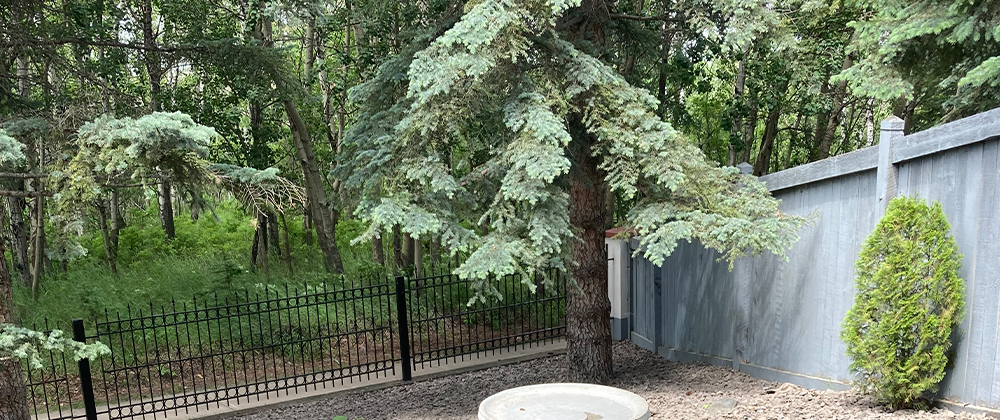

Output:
xmin=478 ymin=383 xmax=651 ymax=420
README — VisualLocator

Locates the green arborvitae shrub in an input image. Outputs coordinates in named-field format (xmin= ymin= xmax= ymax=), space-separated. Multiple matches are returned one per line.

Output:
xmin=842 ymin=196 xmax=965 ymax=409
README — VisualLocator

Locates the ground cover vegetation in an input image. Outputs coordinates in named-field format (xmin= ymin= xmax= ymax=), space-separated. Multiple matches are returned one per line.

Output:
xmin=0 ymin=0 xmax=998 ymax=417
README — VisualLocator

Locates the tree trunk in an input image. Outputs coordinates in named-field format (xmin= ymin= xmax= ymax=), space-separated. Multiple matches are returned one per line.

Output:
xmin=753 ymin=81 xmax=789 ymax=176
xmin=894 ymin=96 xmax=916 ymax=135
xmin=285 ymin=99 xmax=344 ymax=273
xmin=0 ymin=221 xmax=29 ymax=420
xmin=279 ymin=213 xmax=293 ymax=274
xmin=739 ymin=95 xmax=758 ymax=164
xmin=401 ymin=234 xmax=414 ymax=268
xmin=784 ymin=112 xmax=803 ymax=170
xmin=6 ymin=183 xmax=29 ymax=285
xmin=729 ymin=59 xmax=747 ymax=166
xmin=251 ymin=211 xmax=266 ymax=270
xmin=110 ymin=189 xmax=122 ymax=256
xmin=267 ymin=212 xmax=280 ymax=259
xmin=96 ymin=201 xmax=117 ymax=274
xmin=372 ymin=234 xmax=385 ymax=265
xmin=429 ymin=237 xmax=440 ymax=268
xmin=414 ymin=239 xmax=422 ymax=277
xmin=258 ymin=213 xmax=269 ymax=276
xmin=392 ymin=225 xmax=402 ymax=268
xmin=157 ymin=182 xmax=175 ymax=240
xmin=808 ymin=76 xmax=831 ymax=162
xmin=29 ymin=142 xmax=44 ymax=297
xmin=565 ymin=117 xmax=613 ymax=384
xmin=817 ymin=53 xmax=853 ymax=160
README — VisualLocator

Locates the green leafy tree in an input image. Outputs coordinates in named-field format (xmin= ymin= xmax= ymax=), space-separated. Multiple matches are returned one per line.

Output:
xmin=841 ymin=0 xmax=1000 ymax=132
xmin=342 ymin=0 xmax=808 ymax=382
xmin=841 ymin=196 xmax=965 ymax=409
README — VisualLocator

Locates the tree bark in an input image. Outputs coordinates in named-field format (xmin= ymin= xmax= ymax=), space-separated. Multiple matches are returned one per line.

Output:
xmin=565 ymin=117 xmax=613 ymax=384
xmin=392 ymin=225 xmax=402 ymax=268
xmin=253 ymin=212 xmax=269 ymax=276
xmin=373 ymin=234 xmax=385 ymax=265
xmin=96 ymin=200 xmax=117 ymax=274
xmin=6 ymin=182 xmax=29 ymax=285
xmin=110 ymin=188 xmax=122 ymax=255
xmin=808 ymin=75 xmax=831 ymax=162
xmin=414 ymin=239 xmax=422 ymax=277
xmin=29 ymin=141 xmax=44 ymax=297
xmin=753 ymin=81 xmax=790 ymax=176
xmin=156 ymin=182 xmax=175 ymax=240
xmin=279 ymin=212 xmax=293 ymax=274
xmin=267 ymin=212 xmax=280 ymax=259
xmin=738 ymin=95 xmax=758 ymax=164
xmin=429 ymin=237 xmax=440 ymax=268
xmin=784 ymin=112 xmax=803 ymax=170
xmin=817 ymin=53 xmax=853 ymax=160
xmin=285 ymin=100 xmax=344 ymax=273
xmin=401 ymin=234 xmax=414 ymax=268
xmin=729 ymin=60 xmax=747 ymax=166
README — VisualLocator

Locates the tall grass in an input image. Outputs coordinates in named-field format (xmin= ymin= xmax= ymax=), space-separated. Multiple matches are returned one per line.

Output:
xmin=12 ymin=200 xmax=389 ymax=330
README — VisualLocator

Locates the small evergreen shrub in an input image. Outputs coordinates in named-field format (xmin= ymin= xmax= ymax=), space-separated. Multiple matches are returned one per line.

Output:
xmin=842 ymin=196 xmax=965 ymax=409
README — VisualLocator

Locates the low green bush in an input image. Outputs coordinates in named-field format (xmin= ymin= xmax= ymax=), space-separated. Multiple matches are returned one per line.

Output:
xmin=841 ymin=196 xmax=965 ymax=409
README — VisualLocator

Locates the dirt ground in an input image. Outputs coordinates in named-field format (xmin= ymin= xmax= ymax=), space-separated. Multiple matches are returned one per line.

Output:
xmin=231 ymin=342 xmax=989 ymax=420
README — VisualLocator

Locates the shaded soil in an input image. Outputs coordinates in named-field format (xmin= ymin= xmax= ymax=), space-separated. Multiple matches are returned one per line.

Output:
xmin=233 ymin=342 xmax=991 ymax=420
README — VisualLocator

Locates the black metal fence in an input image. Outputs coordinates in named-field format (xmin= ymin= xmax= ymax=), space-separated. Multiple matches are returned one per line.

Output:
xmin=20 ymin=271 xmax=566 ymax=420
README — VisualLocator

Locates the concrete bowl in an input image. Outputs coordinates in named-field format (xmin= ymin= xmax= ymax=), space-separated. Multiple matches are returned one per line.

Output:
xmin=478 ymin=383 xmax=650 ymax=420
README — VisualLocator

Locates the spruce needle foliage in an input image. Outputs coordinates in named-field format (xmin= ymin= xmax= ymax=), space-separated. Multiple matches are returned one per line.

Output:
xmin=341 ymin=0 xmax=809 ymax=302
xmin=842 ymin=196 xmax=965 ymax=410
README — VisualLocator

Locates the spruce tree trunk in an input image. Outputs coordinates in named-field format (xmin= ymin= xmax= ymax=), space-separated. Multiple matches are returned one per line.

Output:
xmin=157 ymin=182 xmax=175 ymax=240
xmin=140 ymin=0 xmax=175 ymax=241
xmin=565 ymin=120 xmax=613 ymax=384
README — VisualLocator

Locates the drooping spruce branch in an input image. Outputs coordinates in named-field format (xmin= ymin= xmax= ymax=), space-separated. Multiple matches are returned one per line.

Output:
xmin=341 ymin=0 xmax=808 ymax=302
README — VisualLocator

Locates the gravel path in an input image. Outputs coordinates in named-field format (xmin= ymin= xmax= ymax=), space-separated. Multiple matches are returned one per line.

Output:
xmin=234 ymin=342 xmax=988 ymax=420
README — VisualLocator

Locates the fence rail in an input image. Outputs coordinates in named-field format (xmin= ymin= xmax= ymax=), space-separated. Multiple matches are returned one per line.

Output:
xmin=20 ymin=270 xmax=566 ymax=420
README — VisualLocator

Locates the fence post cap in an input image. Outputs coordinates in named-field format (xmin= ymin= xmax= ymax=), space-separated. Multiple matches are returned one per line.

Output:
xmin=881 ymin=116 xmax=905 ymax=131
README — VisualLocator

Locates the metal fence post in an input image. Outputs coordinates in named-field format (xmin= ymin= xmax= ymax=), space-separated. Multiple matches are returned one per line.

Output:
xmin=71 ymin=319 xmax=98 ymax=420
xmin=393 ymin=276 xmax=413 ymax=381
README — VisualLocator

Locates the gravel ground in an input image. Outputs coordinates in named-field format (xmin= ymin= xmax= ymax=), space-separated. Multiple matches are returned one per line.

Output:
xmin=233 ymin=342 xmax=989 ymax=420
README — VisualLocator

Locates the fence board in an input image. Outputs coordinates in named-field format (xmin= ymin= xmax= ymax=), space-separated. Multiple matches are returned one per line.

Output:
xmin=629 ymin=108 xmax=1000 ymax=410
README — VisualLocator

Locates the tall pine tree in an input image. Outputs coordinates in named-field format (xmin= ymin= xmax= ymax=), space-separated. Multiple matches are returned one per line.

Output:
xmin=340 ymin=0 xmax=807 ymax=382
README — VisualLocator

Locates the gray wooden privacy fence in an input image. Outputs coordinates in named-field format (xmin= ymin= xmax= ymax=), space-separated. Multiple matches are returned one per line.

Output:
xmin=613 ymin=107 xmax=1000 ymax=411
